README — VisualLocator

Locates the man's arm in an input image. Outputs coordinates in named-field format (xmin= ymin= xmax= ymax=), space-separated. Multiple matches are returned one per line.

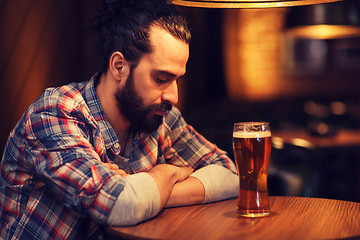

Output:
xmin=165 ymin=164 xmax=239 ymax=208
xmin=165 ymin=176 xmax=205 ymax=208
xmin=146 ymin=164 xmax=193 ymax=209
xmin=160 ymin=108 xmax=239 ymax=207
xmin=107 ymin=164 xmax=193 ymax=226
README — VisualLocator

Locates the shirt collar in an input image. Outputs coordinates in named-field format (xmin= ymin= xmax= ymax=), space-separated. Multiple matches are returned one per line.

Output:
xmin=82 ymin=73 xmax=120 ymax=149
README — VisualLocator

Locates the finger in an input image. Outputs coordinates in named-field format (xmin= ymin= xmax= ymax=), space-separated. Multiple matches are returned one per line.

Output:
xmin=115 ymin=169 xmax=129 ymax=177
xmin=103 ymin=163 xmax=119 ymax=170
xmin=101 ymin=162 xmax=129 ymax=177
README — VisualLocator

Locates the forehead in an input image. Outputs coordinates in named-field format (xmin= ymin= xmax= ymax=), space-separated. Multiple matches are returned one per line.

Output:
xmin=141 ymin=25 xmax=189 ymax=76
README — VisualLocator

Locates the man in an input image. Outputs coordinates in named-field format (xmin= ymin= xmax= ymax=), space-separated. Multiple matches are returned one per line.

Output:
xmin=0 ymin=0 xmax=238 ymax=239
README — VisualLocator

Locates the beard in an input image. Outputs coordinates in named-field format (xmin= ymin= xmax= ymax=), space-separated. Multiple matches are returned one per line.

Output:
xmin=114 ymin=69 xmax=172 ymax=133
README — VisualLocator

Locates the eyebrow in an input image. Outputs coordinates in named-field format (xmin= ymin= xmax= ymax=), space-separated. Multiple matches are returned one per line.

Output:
xmin=155 ymin=70 xmax=185 ymax=79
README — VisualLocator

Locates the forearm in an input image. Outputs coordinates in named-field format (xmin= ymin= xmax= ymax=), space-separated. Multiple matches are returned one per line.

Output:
xmin=165 ymin=165 xmax=239 ymax=208
xmin=107 ymin=164 xmax=193 ymax=226
xmin=146 ymin=165 xmax=182 ymax=209
xmin=165 ymin=176 xmax=205 ymax=208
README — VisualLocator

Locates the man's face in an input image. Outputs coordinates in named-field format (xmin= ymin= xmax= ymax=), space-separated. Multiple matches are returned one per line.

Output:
xmin=115 ymin=26 xmax=189 ymax=133
xmin=115 ymin=69 xmax=172 ymax=133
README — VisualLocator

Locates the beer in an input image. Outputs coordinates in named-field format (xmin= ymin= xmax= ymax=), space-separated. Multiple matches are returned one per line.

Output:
xmin=233 ymin=124 xmax=271 ymax=218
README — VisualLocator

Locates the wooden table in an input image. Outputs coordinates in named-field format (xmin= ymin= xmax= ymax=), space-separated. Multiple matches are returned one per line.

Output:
xmin=107 ymin=196 xmax=360 ymax=240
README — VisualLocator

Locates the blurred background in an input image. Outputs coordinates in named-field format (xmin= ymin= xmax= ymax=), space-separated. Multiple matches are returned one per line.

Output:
xmin=1 ymin=0 xmax=360 ymax=202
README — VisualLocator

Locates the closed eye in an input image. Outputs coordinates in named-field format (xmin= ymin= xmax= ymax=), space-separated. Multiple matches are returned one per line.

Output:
xmin=152 ymin=70 xmax=185 ymax=84
xmin=156 ymin=77 xmax=169 ymax=84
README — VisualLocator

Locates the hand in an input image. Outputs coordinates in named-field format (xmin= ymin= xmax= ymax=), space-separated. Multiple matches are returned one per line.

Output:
xmin=147 ymin=164 xmax=194 ymax=208
xmin=102 ymin=162 xmax=128 ymax=177
xmin=174 ymin=166 xmax=194 ymax=183
xmin=165 ymin=176 xmax=205 ymax=208
xmin=148 ymin=164 xmax=193 ymax=183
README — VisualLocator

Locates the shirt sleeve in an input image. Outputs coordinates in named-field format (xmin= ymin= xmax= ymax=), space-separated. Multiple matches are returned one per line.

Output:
xmin=21 ymin=94 xmax=125 ymax=225
xmin=191 ymin=164 xmax=239 ymax=203
xmin=160 ymin=108 xmax=239 ymax=203
xmin=107 ymin=172 xmax=161 ymax=226
xmin=162 ymin=107 xmax=238 ymax=174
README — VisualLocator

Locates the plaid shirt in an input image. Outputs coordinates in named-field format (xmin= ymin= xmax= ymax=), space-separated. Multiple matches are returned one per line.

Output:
xmin=0 ymin=75 xmax=236 ymax=240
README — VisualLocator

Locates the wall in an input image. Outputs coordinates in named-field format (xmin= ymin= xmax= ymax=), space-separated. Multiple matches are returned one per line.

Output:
xmin=0 ymin=0 xmax=100 ymax=153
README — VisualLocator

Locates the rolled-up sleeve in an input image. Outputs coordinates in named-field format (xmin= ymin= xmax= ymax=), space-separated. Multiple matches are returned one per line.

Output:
xmin=191 ymin=164 xmax=239 ymax=203
xmin=107 ymin=173 xmax=161 ymax=226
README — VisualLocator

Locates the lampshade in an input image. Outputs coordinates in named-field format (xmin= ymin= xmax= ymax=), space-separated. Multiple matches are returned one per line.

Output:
xmin=170 ymin=0 xmax=343 ymax=9
xmin=285 ymin=0 xmax=360 ymax=39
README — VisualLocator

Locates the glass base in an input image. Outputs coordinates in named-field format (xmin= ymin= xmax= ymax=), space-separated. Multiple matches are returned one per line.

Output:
xmin=236 ymin=210 xmax=270 ymax=218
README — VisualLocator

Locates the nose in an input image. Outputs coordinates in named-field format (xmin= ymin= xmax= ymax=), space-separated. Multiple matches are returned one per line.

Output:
xmin=162 ymin=80 xmax=178 ymax=105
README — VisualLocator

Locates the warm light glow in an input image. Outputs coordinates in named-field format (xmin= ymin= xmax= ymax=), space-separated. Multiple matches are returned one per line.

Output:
xmin=272 ymin=136 xmax=313 ymax=149
xmin=330 ymin=101 xmax=347 ymax=115
xmin=286 ymin=24 xmax=360 ymax=39
xmin=223 ymin=8 xmax=286 ymax=100
xmin=290 ymin=138 xmax=313 ymax=148
xmin=272 ymin=136 xmax=284 ymax=149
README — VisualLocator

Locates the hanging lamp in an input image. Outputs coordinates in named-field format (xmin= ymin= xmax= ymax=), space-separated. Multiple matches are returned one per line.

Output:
xmin=284 ymin=0 xmax=360 ymax=39
xmin=169 ymin=0 xmax=343 ymax=9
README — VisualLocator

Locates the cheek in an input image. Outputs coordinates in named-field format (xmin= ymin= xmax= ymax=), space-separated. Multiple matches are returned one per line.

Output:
xmin=135 ymin=79 xmax=162 ymax=104
xmin=132 ymin=67 xmax=164 ymax=104
xmin=138 ymin=79 xmax=164 ymax=102
xmin=143 ymin=90 xmax=163 ymax=105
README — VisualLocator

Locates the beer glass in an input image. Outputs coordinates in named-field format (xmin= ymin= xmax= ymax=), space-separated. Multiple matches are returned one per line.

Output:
xmin=233 ymin=122 xmax=271 ymax=218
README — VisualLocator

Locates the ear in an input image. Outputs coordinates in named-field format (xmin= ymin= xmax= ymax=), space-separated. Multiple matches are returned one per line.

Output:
xmin=109 ymin=51 xmax=129 ymax=82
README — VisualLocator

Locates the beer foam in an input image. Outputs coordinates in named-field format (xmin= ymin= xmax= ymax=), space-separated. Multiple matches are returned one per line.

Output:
xmin=233 ymin=131 xmax=271 ymax=138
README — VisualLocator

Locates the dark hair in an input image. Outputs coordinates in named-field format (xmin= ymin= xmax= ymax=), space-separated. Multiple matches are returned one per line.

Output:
xmin=92 ymin=0 xmax=191 ymax=73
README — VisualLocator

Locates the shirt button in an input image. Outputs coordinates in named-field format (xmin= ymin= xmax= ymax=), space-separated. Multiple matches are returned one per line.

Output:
xmin=114 ymin=143 xmax=120 ymax=149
